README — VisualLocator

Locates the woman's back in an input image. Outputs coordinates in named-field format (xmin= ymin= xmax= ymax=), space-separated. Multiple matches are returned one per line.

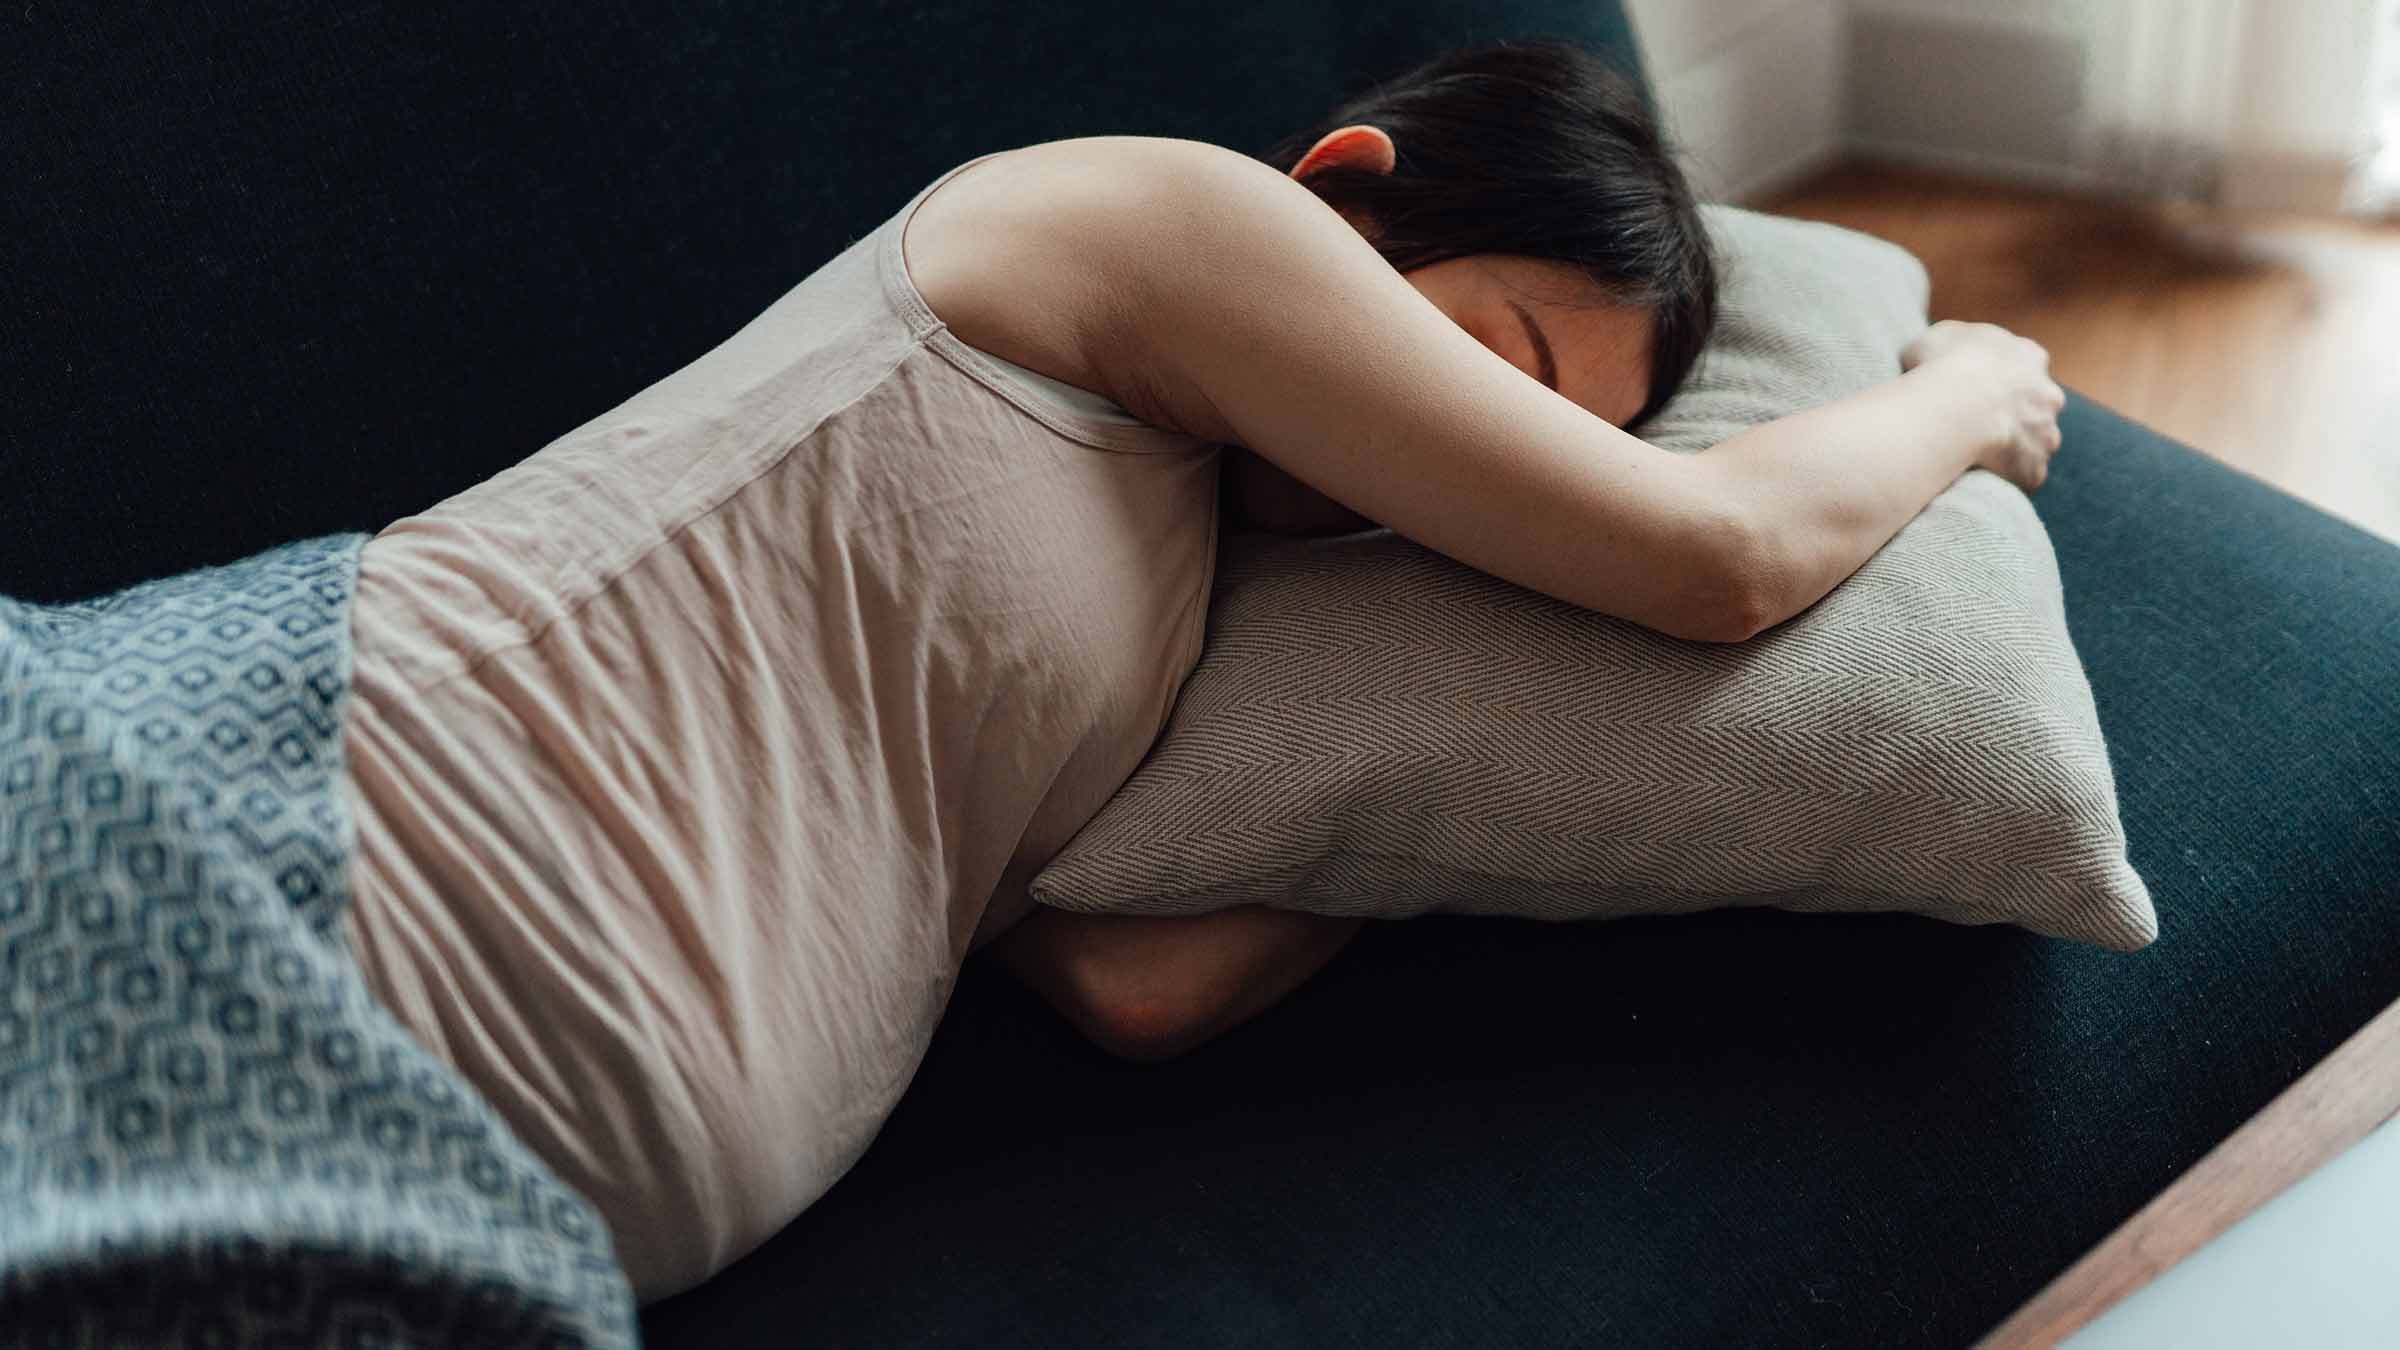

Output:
xmin=336 ymin=154 xmax=1221 ymax=1300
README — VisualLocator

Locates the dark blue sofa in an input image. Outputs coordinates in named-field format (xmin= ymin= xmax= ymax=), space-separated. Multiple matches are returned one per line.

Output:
xmin=7 ymin=3 xmax=2396 ymax=1345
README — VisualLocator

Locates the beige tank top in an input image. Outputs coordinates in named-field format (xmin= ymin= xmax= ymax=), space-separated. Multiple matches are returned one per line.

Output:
xmin=335 ymin=151 xmax=1222 ymax=1302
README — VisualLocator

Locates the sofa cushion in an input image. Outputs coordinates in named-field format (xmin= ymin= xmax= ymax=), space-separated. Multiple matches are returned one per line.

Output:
xmin=1027 ymin=206 xmax=2157 ymax=951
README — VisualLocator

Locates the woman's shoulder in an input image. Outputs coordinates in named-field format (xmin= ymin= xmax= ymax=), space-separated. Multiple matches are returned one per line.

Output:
xmin=917 ymin=135 xmax=1263 ymax=215
xmin=897 ymin=136 xmax=1285 ymax=443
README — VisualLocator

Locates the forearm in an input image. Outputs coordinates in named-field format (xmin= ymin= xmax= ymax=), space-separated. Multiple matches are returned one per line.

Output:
xmin=1699 ymin=360 xmax=1998 ymax=633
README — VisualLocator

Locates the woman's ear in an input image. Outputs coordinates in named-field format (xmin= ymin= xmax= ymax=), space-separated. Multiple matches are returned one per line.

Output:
xmin=1289 ymin=124 xmax=1397 ymax=182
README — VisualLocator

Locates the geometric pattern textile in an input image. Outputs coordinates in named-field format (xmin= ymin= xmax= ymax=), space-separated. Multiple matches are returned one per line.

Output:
xmin=0 ymin=534 xmax=635 ymax=1347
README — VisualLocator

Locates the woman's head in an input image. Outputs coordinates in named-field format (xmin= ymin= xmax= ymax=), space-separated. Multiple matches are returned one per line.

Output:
xmin=1260 ymin=39 xmax=1716 ymax=430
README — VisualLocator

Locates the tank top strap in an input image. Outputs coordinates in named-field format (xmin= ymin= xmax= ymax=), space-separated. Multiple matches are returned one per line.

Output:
xmin=877 ymin=150 xmax=1219 ymax=457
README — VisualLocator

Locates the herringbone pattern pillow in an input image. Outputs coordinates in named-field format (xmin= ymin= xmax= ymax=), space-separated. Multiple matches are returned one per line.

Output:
xmin=1028 ymin=207 xmax=2157 ymax=951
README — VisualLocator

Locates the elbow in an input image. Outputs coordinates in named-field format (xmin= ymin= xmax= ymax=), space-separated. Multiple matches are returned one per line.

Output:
xmin=1081 ymin=990 xmax=1210 ymax=1065
xmin=1706 ymin=582 xmax=1784 ymax=646
xmin=1682 ymin=507 xmax=1788 ymax=644
xmin=1051 ymin=957 xmax=1217 ymax=1065
xmin=990 ymin=907 xmax=1227 ymax=1065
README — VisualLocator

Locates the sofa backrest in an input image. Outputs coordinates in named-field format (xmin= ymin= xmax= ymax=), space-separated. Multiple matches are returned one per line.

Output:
xmin=0 ymin=1 xmax=1640 ymax=600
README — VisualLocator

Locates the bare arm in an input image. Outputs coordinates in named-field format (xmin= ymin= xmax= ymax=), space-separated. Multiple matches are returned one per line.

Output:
xmin=986 ymin=904 xmax=1367 ymax=1064
xmin=1100 ymin=141 xmax=1767 ymax=640
xmin=904 ymin=137 xmax=2057 ymax=643
xmin=1071 ymin=141 xmax=2055 ymax=642
xmin=1699 ymin=323 xmax=2065 ymax=632
xmin=907 ymin=136 xmax=1763 ymax=642
xmin=1075 ymin=144 xmax=2064 ymax=638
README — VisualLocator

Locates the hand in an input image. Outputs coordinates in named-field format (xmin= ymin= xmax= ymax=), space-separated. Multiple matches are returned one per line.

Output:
xmin=1901 ymin=320 xmax=2066 ymax=492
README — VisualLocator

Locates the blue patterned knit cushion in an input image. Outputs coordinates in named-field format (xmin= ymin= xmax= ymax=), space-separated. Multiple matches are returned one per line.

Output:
xmin=0 ymin=535 xmax=636 ymax=1347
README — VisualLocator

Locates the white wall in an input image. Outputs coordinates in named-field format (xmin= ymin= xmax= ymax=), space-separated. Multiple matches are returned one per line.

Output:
xmin=1841 ymin=0 xmax=2094 ymax=186
xmin=1626 ymin=0 xmax=1847 ymax=202
xmin=1630 ymin=0 xmax=2390 ymax=211
xmin=2222 ymin=0 xmax=2386 ymax=208
xmin=2229 ymin=0 xmax=2383 ymax=155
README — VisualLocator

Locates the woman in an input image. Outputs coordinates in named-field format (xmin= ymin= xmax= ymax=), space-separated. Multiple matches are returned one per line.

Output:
xmin=332 ymin=39 xmax=2063 ymax=1302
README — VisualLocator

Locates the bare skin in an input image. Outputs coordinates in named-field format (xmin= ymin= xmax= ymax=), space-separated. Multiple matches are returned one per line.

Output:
xmin=902 ymin=134 xmax=1756 ymax=643
xmin=1229 ymin=126 xmax=1657 ymax=535
xmin=906 ymin=130 xmax=2064 ymax=1062
xmin=902 ymin=133 xmax=2060 ymax=639
xmin=968 ymin=129 xmax=1661 ymax=1061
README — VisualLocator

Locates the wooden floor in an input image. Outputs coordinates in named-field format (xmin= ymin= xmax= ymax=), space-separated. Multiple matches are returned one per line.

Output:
xmin=1763 ymin=161 xmax=2400 ymax=546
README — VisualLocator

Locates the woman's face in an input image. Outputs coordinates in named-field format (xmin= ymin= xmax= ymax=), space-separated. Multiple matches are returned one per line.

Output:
xmin=1401 ymin=253 xmax=1656 ymax=430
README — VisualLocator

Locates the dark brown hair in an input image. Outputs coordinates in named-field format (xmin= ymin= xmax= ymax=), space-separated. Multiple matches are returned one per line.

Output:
xmin=1260 ymin=38 xmax=1717 ymax=428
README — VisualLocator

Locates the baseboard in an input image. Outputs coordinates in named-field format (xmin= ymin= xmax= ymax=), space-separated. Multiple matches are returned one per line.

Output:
xmin=2220 ymin=147 xmax=2369 ymax=215
xmin=1840 ymin=136 xmax=2104 ymax=194
xmin=1725 ymin=138 xmax=1848 ymax=207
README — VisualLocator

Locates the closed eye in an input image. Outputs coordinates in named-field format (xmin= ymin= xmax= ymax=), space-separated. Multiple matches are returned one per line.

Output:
xmin=1465 ymin=318 xmax=1544 ymax=392
xmin=1506 ymin=299 xmax=1560 ymax=394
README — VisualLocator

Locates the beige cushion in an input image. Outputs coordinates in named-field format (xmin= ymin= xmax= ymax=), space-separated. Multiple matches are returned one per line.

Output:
xmin=1028 ymin=206 xmax=2157 ymax=951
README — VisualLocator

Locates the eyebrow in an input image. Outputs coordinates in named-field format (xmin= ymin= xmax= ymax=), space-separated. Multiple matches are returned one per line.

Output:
xmin=1506 ymin=299 xmax=1559 ymax=393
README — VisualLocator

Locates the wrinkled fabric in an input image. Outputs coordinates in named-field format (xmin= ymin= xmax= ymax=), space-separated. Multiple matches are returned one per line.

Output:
xmin=336 ymin=155 xmax=1223 ymax=1301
